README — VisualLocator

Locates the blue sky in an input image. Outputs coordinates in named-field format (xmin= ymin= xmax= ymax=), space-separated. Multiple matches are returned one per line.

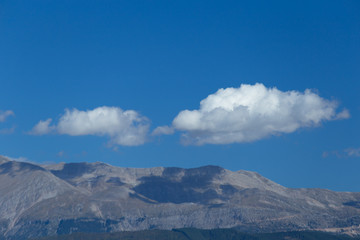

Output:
xmin=1 ymin=0 xmax=359 ymax=191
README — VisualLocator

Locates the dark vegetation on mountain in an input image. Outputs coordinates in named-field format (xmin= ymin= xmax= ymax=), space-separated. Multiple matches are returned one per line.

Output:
xmin=33 ymin=228 xmax=360 ymax=240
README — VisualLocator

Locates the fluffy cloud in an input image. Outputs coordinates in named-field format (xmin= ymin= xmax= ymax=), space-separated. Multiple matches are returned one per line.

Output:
xmin=172 ymin=83 xmax=349 ymax=145
xmin=30 ymin=106 xmax=150 ymax=146
xmin=0 ymin=110 xmax=14 ymax=122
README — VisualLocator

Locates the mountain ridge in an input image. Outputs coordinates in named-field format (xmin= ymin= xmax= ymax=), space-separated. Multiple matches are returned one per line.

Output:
xmin=0 ymin=155 xmax=360 ymax=239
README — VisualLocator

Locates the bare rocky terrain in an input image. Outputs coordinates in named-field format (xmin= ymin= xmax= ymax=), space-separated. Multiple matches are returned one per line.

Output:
xmin=0 ymin=155 xmax=360 ymax=240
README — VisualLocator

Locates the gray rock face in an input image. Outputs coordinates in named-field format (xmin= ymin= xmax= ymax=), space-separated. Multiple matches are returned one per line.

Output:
xmin=0 ymin=156 xmax=360 ymax=239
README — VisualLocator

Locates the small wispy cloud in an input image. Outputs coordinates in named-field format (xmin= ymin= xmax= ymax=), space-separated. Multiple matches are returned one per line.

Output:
xmin=29 ymin=119 xmax=54 ymax=135
xmin=323 ymin=147 xmax=360 ymax=159
xmin=56 ymin=151 xmax=66 ymax=158
xmin=152 ymin=125 xmax=175 ymax=136
xmin=322 ymin=151 xmax=342 ymax=159
xmin=344 ymin=148 xmax=360 ymax=157
xmin=0 ymin=110 xmax=14 ymax=122
xmin=334 ymin=109 xmax=350 ymax=120
xmin=0 ymin=126 xmax=16 ymax=135
xmin=0 ymin=110 xmax=15 ymax=135
xmin=30 ymin=106 xmax=150 ymax=146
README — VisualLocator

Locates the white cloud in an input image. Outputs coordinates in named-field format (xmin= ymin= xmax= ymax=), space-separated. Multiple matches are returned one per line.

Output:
xmin=335 ymin=109 xmax=350 ymax=120
xmin=30 ymin=106 xmax=150 ymax=146
xmin=29 ymin=118 xmax=54 ymax=135
xmin=172 ymin=83 xmax=349 ymax=145
xmin=152 ymin=125 xmax=175 ymax=136
xmin=0 ymin=110 xmax=14 ymax=122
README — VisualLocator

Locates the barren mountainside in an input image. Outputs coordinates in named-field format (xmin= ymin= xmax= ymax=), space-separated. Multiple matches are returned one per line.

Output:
xmin=0 ymin=155 xmax=360 ymax=240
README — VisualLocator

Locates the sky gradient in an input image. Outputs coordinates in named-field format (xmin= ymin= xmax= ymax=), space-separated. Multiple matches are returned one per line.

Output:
xmin=1 ymin=0 xmax=359 ymax=191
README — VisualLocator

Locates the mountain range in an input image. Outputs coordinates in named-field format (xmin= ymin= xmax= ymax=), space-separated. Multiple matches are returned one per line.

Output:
xmin=0 ymin=155 xmax=360 ymax=240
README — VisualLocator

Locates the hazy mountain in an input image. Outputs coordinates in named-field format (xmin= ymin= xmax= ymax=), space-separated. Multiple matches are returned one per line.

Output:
xmin=0 ymin=155 xmax=360 ymax=240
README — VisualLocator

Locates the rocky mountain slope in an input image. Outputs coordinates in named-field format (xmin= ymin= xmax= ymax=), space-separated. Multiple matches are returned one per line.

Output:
xmin=0 ymin=155 xmax=360 ymax=240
